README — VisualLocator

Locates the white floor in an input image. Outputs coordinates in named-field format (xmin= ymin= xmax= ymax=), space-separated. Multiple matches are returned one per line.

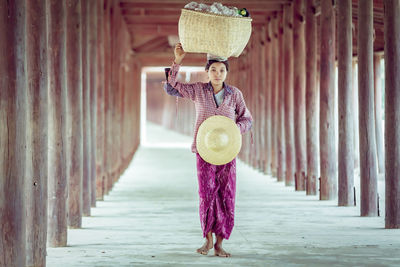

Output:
xmin=46 ymin=122 xmax=400 ymax=267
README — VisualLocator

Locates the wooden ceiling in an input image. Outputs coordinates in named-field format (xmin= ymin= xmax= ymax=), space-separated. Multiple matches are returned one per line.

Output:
xmin=119 ymin=0 xmax=385 ymax=66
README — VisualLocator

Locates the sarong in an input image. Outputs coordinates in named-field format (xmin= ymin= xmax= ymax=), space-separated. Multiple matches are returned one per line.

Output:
xmin=196 ymin=153 xmax=236 ymax=240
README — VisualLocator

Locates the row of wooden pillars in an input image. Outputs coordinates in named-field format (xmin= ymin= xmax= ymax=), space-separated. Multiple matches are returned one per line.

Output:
xmin=231 ymin=0 xmax=399 ymax=227
xmin=0 ymin=0 xmax=141 ymax=266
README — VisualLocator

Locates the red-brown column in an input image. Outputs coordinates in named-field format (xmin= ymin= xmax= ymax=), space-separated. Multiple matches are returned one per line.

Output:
xmin=96 ymin=0 xmax=105 ymax=200
xmin=0 ymin=0 xmax=27 ymax=266
xmin=384 ymin=0 xmax=400 ymax=228
xmin=352 ymin=60 xmax=360 ymax=170
xmin=373 ymin=54 xmax=385 ymax=174
xmin=66 ymin=0 xmax=83 ymax=228
xmin=338 ymin=0 xmax=355 ymax=206
xmin=264 ymin=20 xmax=272 ymax=175
xmin=319 ymin=0 xmax=337 ymax=200
xmin=47 ymin=0 xmax=68 ymax=247
xmin=305 ymin=0 xmax=318 ymax=195
xmin=26 ymin=0 xmax=48 ymax=265
xmin=111 ymin=1 xmax=121 ymax=183
xmin=271 ymin=14 xmax=279 ymax=177
xmin=277 ymin=13 xmax=286 ymax=182
xmin=81 ymin=0 xmax=92 ymax=217
xmin=90 ymin=0 xmax=98 ymax=207
xmin=105 ymin=1 xmax=113 ymax=194
xmin=358 ymin=0 xmax=378 ymax=216
xmin=293 ymin=0 xmax=307 ymax=191
xmin=283 ymin=4 xmax=295 ymax=186
xmin=253 ymin=30 xmax=261 ymax=169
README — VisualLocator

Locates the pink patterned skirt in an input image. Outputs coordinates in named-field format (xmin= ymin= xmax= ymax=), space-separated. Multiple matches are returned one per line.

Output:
xmin=196 ymin=153 xmax=236 ymax=240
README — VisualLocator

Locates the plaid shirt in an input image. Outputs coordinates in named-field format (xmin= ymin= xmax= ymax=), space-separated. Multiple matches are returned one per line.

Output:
xmin=168 ymin=62 xmax=253 ymax=153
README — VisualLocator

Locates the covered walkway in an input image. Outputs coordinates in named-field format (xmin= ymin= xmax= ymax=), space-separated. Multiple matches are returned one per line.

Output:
xmin=46 ymin=123 xmax=400 ymax=267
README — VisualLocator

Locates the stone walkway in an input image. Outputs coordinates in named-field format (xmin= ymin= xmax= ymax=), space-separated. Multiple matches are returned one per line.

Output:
xmin=46 ymin=122 xmax=400 ymax=267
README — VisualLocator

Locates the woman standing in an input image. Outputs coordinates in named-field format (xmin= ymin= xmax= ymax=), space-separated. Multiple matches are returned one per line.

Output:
xmin=167 ymin=43 xmax=252 ymax=257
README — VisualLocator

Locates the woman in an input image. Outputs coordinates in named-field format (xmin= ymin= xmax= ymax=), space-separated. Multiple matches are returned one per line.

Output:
xmin=167 ymin=43 xmax=252 ymax=257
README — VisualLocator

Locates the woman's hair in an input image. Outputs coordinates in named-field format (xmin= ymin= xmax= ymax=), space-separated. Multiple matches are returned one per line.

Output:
xmin=205 ymin=60 xmax=229 ymax=71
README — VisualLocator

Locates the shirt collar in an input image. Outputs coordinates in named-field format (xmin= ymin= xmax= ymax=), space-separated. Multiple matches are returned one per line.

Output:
xmin=207 ymin=82 xmax=233 ymax=95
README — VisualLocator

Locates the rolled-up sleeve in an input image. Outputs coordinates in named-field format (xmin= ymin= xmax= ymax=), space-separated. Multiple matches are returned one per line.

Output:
xmin=163 ymin=82 xmax=183 ymax=97
xmin=168 ymin=62 xmax=196 ymax=101
xmin=235 ymin=91 xmax=253 ymax=134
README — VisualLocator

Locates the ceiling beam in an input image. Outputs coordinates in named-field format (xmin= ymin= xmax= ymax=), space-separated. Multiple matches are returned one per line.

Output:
xmin=120 ymin=2 xmax=285 ymax=10
xmin=133 ymin=36 xmax=170 ymax=52
xmin=124 ymin=14 xmax=270 ymax=25
xmin=134 ymin=52 xmax=206 ymax=66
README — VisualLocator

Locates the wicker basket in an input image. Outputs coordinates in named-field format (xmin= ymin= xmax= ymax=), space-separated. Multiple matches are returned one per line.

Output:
xmin=178 ymin=8 xmax=252 ymax=58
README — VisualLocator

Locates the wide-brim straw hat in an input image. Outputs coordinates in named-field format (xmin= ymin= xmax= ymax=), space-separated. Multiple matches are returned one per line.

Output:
xmin=196 ymin=115 xmax=242 ymax=165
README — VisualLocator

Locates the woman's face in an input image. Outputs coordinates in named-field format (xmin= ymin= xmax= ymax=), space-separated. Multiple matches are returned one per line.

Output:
xmin=207 ymin=62 xmax=227 ymax=86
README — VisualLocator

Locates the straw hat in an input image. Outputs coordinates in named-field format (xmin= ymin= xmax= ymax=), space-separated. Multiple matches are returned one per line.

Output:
xmin=196 ymin=115 xmax=242 ymax=165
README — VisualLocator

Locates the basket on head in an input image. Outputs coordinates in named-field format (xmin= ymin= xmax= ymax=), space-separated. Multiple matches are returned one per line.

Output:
xmin=178 ymin=8 xmax=252 ymax=58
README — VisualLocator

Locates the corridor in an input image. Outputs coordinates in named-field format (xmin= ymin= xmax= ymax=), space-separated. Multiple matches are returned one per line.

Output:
xmin=46 ymin=123 xmax=400 ymax=267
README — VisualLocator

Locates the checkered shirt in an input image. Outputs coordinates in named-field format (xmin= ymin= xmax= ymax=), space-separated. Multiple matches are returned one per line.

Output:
xmin=168 ymin=62 xmax=253 ymax=153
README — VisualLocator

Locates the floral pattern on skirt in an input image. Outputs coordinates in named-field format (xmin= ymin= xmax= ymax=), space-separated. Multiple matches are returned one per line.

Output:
xmin=196 ymin=153 xmax=236 ymax=240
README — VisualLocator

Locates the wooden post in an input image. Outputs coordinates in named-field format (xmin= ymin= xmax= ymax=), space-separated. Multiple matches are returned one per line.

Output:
xmin=104 ymin=1 xmax=113 ymax=194
xmin=258 ymin=27 xmax=266 ymax=172
xmin=293 ymin=0 xmax=307 ymax=191
xmin=264 ymin=20 xmax=272 ymax=175
xmin=319 ymin=0 xmax=337 ymax=200
xmin=384 ymin=0 xmax=400 ymax=228
xmin=277 ymin=12 xmax=286 ymax=182
xmin=66 ymin=0 xmax=83 ymax=228
xmin=352 ymin=60 xmax=360 ymax=170
xmin=0 ymin=0 xmax=27 ymax=265
xmin=26 ymin=0 xmax=48 ymax=265
xmin=337 ymin=0 xmax=355 ymax=206
xmin=47 ymin=0 xmax=68 ymax=247
xmin=373 ymin=54 xmax=385 ymax=174
xmin=81 ymin=0 xmax=92 ymax=217
xmin=270 ymin=14 xmax=279 ymax=177
xmin=358 ymin=0 xmax=378 ymax=216
xmin=254 ymin=29 xmax=261 ymax=169
xmin=283 ymin=4 xmax=295 ymax=186
xmin=96 ymin=0 xmax=105 ymax=201
xmin=305 ymin=0 xmax=318 ymax=195
xmin=90 ymin=0 xmax=98 ymax=207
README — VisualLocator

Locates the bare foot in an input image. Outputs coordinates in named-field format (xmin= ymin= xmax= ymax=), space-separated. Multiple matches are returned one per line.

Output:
xmin=196 ymin=239 xmax=213 ymax=255
xmin=214 ymin=243 xmax=231 ymax=257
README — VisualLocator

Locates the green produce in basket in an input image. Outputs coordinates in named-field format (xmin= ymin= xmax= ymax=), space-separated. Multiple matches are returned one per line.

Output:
xmin=238 ymin=8 xmax=250 ymax=17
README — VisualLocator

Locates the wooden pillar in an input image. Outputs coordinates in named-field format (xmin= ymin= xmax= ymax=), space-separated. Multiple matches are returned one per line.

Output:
xmin=253 ymin=29 xmax=261 ymax=169
xmin=293 ymin=0 xmax=307 ymax=191
xmin=96 ymin=0 xmax=105 ymax=200
xmin=373 ymin=54 xmax=385 ymax=174
xmin=384 ymin=0 xmax=400 ymax=228
xmin=26 ymin=0 xmax=48 ymax=265
xmin=352 ymin=60 xmax=360 ymax=170
xmin=66 ymin=0 xmax=83 ymax=228
xmin=305 ymin=0 xmax=318 ymax=195
xmin=89 ymin=0 xmax=98 ymax=207
xmin=264 ymin=20 xmax=272 ymax=175
xmin=111 ymin=1 xmax=121 ymax=183
xmin=283 ymin=4 xmax=295 ymax=186
xmin=81 ymin=0 xmax=92 ymax=217
xmin=270 ymin=14 xmax=279 ymax=177
xmin=104 ymin=1 xmax=113 ymax=194
xmin=337 ymin=0 xmax=355 ymax=206
xmin=358 ymin=0 xmax=378 ymax=216
xmin=0 ymin=0 xmax=27 ymax=265
xmin=319 ymin=0 xmax=337 ymax=200
xmin=277 ymin=12 xmax=286 ymax=182
xmin=47 ymin=0 xmax=68 ymax=247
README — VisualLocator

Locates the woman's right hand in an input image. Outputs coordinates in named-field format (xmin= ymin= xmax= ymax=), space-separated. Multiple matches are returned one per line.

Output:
xmin=174 ymin=43 xmax=186 ymax=64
